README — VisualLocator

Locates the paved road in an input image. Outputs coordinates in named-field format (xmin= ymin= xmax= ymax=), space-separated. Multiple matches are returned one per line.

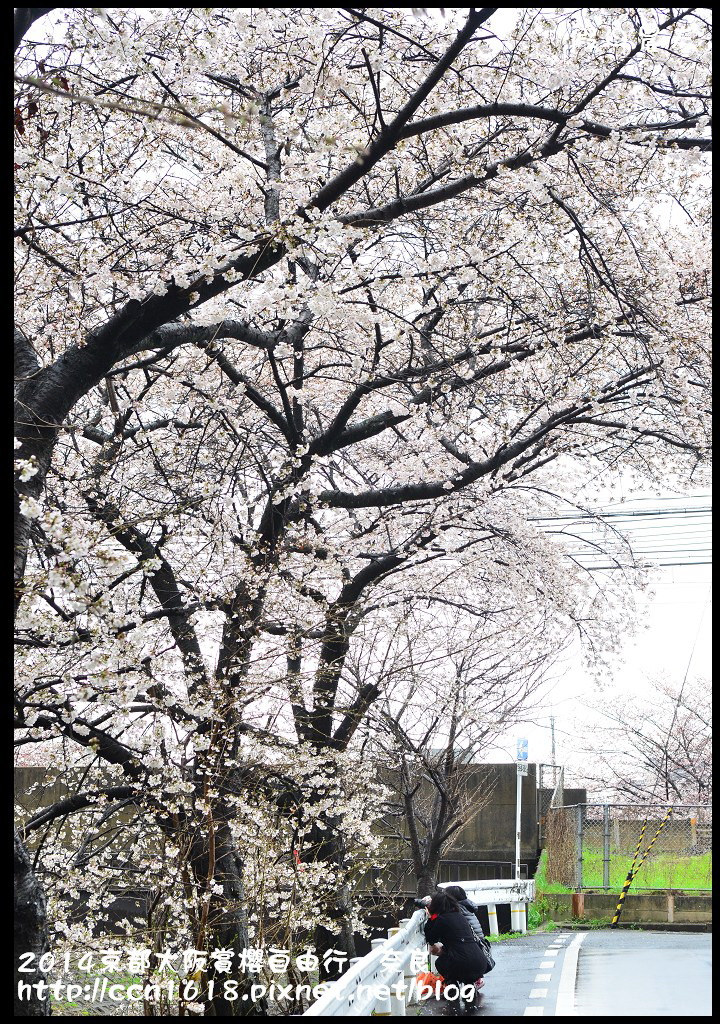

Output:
xmin=574 ymin=930 xmax=712 ymax=1017
xmin=418 ymin=930 xmax=578 ymax=1016
xmin=417 ymin=929 xmax=712 ymax=1017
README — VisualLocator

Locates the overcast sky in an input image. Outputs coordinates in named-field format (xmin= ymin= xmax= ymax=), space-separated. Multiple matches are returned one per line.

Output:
xmin=488 ymin=492 xmax=711 ymax=779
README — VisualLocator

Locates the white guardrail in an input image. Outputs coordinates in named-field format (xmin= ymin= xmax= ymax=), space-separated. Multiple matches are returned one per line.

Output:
xmin=302 ymin=878 xmax=535 ymax=1016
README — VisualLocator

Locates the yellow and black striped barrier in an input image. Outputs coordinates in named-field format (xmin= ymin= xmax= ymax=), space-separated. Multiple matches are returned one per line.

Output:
xmin=611 ymin=807 xmax=673 ymax=928
xmin=610 ymin=817 xmax=648 ymax=928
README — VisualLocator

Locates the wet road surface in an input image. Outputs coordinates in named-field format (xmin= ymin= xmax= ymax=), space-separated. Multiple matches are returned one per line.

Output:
xmin=574 ymin=930 xmax=711 ymax=1017
xmin=416 ymin=929 xmax=712 ymax=1016
xmin=417 ymin=930 xmax=577 ymax=1016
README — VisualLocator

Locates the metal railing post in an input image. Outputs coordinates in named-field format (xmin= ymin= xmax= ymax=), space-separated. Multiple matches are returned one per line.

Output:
xmin=384 ymin=927 xmax=407 ymax=1016
xmin=603 ymin=803 xmax=610 ymax=889
xmin=400 ymin=918 xmax=421 ymax=1008
xmin=370 ymin=938 xmax=388 ymax=1015
xmin=510 ymin=901 xmax=527 ymax=933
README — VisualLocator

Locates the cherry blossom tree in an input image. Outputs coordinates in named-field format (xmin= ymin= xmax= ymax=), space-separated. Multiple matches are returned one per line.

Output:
xmin=365 ymin=620 xmax=554 ymax=895
xmin=15 ymin=6 xmax=711 ymax=1015
xmin=575 ymin=674 xmax=712 ymax=804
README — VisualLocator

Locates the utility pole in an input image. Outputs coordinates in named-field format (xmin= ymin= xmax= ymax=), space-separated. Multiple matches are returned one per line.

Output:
xmin=551 ymin=715 xmax=557 ymax=785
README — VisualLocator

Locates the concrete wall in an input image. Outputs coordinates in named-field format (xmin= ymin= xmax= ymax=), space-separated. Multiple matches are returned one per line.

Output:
xmin=15 ymin=766 xmax=75 ymax=814
xmin=15 ymin=766 xmax=137 ymax=855
xmin=443 ymin=763 xmax=539 ymax=861
xmin=539 ymin=891 xmax=711 ymax=925
xmin=443 ymin=769 xmax=587 ymax=862
xmin=16 ymin=764 xmax=586 ymax=868
xmin=17 ymin=763 xmax=552 ymax=861
xmin=538 ymin=788 xmax=587 ymax=808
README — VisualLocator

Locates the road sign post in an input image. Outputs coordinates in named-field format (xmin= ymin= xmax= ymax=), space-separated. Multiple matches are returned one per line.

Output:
xmin=515 ymin=739 xmax=528 ymax=880
xmin=515 ymin=767 xmax=522 ymax=880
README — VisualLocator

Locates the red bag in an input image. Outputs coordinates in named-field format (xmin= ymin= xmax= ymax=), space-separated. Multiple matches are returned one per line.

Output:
xmin=415 ymin=970 xmax=446 ymax=996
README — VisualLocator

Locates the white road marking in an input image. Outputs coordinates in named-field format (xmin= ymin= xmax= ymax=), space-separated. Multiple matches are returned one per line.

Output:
xmin=540 ymin=960 xmax=555 ymax=968
xmin=530 ymin=988 xmax=548 ymax=998
xmin=524 ymin=1008 xmax=544 ymax=1015
xmin=555 ymin=932 xmax=586 ymax=1016
xmin=535 ymin=973 xmax=552 ymax=982
xmin=543 ymin=949 xmax=560 ymax=956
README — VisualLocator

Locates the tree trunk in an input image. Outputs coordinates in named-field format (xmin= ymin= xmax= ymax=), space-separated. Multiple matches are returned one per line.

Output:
xmin=304 ymin=775 xmax=358 ymax=979
xmin=313 ymin=875 xmax=358 ymax=981
xmin=187 ymin=819 xmax=267 ymax=1016
xmin=14 ymin=827 xmax=50 ymax=1016
xmin=416 ymin=869 xmax=438 ymax=898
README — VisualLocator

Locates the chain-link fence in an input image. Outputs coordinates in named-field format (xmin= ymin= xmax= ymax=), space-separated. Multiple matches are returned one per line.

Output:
xmin=546 ymin=802 xmax=712 ymax=890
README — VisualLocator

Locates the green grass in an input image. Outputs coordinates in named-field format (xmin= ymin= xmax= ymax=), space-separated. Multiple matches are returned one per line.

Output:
xmin=487 ymin=920 xmax=557 ymax=942
xmin=579 ymin=847 xmax=711 ymax=891
xmin=527 ymin=903 xmax=543 ymax=929
xmin=49 ymin=967 xmax=143 ymax=1016
xmin=534 ymin=847 xmax=711 ymax=894
xmin=534 ymin=849 xmax=572 ymax=894
xmin=486 ymin=930 xmax=524 ymax=942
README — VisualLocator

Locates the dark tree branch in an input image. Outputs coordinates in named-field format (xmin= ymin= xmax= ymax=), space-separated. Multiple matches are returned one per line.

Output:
xmin=312 ymin=8 xmax=498 ymax=211
xmin=24 ymin=786 xmax=138 ymax=832
xmin=14 ymin=7 xmax=55 ymax=52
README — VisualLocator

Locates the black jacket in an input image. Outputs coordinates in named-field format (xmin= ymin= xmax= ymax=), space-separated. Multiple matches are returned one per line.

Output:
xmin=424 ymin=911 xmax=486 ymax=983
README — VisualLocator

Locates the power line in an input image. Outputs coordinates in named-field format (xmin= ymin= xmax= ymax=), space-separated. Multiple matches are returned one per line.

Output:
xmin=601 ymin=494 xmax=710 ymax=505
xmin=532 ymin=507 xmax=711 ymax=521
xmin=570 ymin=543 xmax=712 ymax=551
xmin=533 ymin=501 xmax=712 ymax=569
xmin=558 ymin=528 xmax=711 ymax=538
xmin=572 ymin=560 xmax=711 ymax=570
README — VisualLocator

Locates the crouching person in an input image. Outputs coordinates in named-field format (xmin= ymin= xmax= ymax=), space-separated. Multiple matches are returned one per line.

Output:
xmin=444 ymin=884 xmax=491 ymax=993
xmin=424 ymin=891 xmax=486 ymax=1016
